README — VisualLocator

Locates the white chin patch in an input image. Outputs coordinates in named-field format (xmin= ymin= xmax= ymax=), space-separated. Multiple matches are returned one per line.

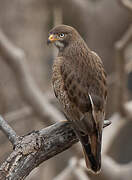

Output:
xmin=55 ymin=41 xmax=64 ymax=49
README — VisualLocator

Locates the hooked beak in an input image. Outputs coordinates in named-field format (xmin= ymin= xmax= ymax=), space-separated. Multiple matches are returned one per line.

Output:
xmin=47 ymin=34 xmax=59 ymax=44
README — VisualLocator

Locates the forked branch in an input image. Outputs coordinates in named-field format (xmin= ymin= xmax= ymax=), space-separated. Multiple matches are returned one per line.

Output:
xmin=0 ymin=116 xmax=110 ymax=180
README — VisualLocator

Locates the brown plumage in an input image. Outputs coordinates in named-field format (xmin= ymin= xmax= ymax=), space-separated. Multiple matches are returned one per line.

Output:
xmin=47 ymin=25 xmax=107 ymax=173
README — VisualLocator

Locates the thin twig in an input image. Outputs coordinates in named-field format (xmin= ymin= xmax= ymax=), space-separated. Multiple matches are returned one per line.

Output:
xmin=0 ymin=115 xmax=19 ymax=146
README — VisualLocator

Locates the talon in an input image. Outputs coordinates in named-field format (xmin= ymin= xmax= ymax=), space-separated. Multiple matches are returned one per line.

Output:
xmin=103 ymin=120 xmax=111 ymax=128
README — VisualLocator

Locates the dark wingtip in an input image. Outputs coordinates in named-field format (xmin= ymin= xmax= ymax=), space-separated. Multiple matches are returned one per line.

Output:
xmin=81 ymin=134 xmax=101 ymax=174
xmin=91 ymin=164 xmax=101 ymax=174
xmin=83 ymin=142 xmax=101 ymax=173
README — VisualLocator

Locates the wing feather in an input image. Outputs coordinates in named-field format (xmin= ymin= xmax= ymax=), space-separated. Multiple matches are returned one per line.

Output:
xmin=60 ymin=51 xmax=107 ymax=114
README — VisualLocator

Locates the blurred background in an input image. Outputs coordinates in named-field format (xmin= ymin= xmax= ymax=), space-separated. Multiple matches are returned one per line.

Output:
xmin=0 ymin=0 xmax=132 ymax=179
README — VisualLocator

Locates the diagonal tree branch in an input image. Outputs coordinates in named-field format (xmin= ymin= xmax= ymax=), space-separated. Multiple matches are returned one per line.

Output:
xmin=0 ymin=121 xmax=77 ymax=180
xmin=0 ymin=116 xmax=110 ymax=180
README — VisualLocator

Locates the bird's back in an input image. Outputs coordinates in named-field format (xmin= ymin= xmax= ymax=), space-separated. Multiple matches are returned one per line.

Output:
xmin=57 ymin=41 xmax=107 ymax=114
xmin=52 ymin=43 xmax=107 ymax=125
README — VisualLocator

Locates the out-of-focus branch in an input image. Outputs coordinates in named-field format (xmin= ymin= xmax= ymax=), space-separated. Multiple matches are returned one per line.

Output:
xmin=114 ymin=25 xmax=132 ymax=116
xmin=5 ymin=106 xmax=33 ymax=124
xmin=0 ymin=116 xmax=19 ymax=146
xmin=53 ymin=158 xmax=78 ymax=180
xmin=71 ymin=0 xmax=88 ymax=11
xmin=102 ymin=113 xmax=126 ymax=154
xmin=0 ymin=29 xmax=64 ymax=124
xmin=103 ymin=101 xmax=132 ymax=155
xmin=54 ymin=155 xmax=132 ymax=180
xmin=0 ymin=118 xmax=110 ymax=180
xmin=54 ymin=158 xmax=90 ymax=180
xmin=4 ymin=91 xmax=56 ymax=124
xmin=115 ymin=25 xmax=132 ymax=51
xmin=119 ymin=0 xmax=132 ymax=12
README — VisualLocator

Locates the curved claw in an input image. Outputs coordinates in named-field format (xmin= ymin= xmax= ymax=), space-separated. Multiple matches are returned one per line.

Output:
xmin=103 ymin=120 xmax=111 ymax=128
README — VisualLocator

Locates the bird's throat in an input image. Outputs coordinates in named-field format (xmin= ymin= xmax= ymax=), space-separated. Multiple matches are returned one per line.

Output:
xmin=55 ymin=41 xmax=65 ymax=51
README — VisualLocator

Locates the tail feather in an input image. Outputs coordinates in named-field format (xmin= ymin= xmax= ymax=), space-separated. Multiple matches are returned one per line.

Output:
xmin=80 ymin=132 xmax=102 ymax=173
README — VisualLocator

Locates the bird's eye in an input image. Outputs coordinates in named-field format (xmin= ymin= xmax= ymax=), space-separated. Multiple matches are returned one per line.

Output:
xmin=59 ymin=33 xmax=65 ymax=38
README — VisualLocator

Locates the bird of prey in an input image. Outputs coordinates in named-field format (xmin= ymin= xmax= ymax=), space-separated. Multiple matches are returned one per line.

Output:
xmin=47 ymin=25 xmax=107 ymax=173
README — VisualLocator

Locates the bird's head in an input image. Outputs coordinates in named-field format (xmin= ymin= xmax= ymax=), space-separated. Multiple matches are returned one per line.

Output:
xmin=47 ymin=25 xmax=79 ymax=51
